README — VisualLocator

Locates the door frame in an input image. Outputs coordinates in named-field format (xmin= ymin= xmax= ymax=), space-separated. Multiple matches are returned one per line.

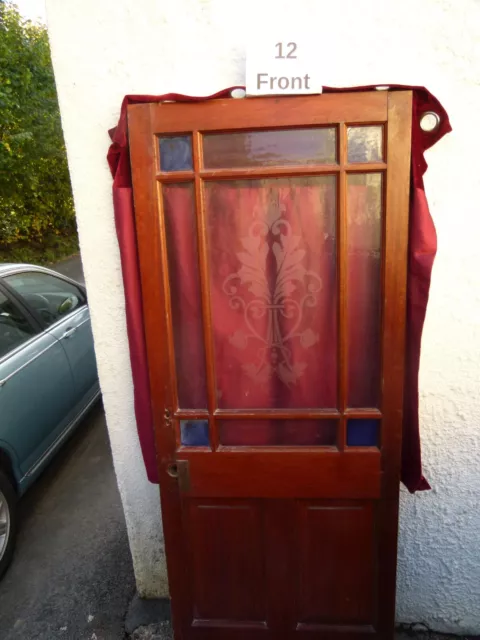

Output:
xmin=128 ymin=91 xmax=412 ymax=638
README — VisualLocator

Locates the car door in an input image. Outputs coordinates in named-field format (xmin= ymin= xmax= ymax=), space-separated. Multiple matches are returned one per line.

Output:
xmin=0 ymin=286 xmax=76 ymax=480
xmin=3 ymin=270 xmax=99 ymax=407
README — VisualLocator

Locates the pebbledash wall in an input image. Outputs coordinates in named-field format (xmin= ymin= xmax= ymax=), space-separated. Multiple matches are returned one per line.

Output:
xmin=45 ymin=0 xmax=480 ymax=633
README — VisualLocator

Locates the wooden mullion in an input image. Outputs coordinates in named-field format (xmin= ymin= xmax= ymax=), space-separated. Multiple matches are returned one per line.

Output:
xmin=155 ymin=164 xmax=386 ymax=183
xmin=174 ymin=409 xmax=210 ymax=420
xmin=338 ymin=123 xmax=348 ymax=451
xmin=192 ymin=131 xmax=218 ymax=450
xmin=156 ymin=171 xmax=194 ymax=183
xmin=214 ymin=409 xmax=340 ymax=420
xmin=344 ymin=162 xmax=387 ymax=172
xmin=199 ymin=165 xmax=339 ymax=180
xmin=344 ymin=408 xmax=382 ymax=419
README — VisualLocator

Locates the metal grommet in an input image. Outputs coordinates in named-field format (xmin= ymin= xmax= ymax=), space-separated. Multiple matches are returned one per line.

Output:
xmin=420 ymin=111 xmax=441 ymax=133
xmin=231 ymin=88 xmax=246 ymax=99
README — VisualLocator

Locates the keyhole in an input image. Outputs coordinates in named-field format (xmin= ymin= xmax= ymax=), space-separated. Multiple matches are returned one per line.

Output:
xmin=166 ymin=463 xmax=179 ymax=478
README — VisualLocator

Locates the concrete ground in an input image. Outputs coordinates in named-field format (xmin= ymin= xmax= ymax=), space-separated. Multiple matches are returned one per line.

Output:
xmin=130 ymin=623 xmax=172 ymax=639
xmin=0 ymin=405 xmax=136 ymax=639
xmin=128 ymin=625 xmax=476 ymax=640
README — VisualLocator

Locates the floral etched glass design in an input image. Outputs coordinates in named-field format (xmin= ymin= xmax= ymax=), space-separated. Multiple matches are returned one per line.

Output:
xmin=205 ymin=176 xmax=337 ymax=409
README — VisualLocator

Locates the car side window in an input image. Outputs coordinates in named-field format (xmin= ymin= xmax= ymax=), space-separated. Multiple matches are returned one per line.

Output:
xmin=0 ymin=290 xmax=37 ymax=360
xmin=4 ymin=272 xmax=86 ymax=328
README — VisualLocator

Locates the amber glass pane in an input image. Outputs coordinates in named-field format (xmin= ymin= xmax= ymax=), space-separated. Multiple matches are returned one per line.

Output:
xmin=347 ymin=126 xmax=383 ymax=163
xmin=205 ymin=176 xmax=337 ymax=409
xmin=180 ymin=420 xmax=209 ymax=446
xmin=159 ymin=135 xmax=193 ymax=171
xmin=347 ymin=419 xmax=379 ymax=447
xmin=347 ymin=173 xmax=382 ymax=407
xmin=220 ymin=420 xmax=337 ymax=446
xmin=163 ymin=183 xmax=207 ymax=408
xmin=203 ymin=128 xmax=336 ymax=169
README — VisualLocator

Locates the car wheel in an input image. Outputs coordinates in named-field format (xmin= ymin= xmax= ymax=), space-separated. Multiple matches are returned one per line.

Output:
xmin=0 ymin=470 xmax=17 ymax=579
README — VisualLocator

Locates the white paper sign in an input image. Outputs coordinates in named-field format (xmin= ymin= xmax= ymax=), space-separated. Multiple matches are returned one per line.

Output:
xmin=246 ymin=37 xmax=322 ymax=96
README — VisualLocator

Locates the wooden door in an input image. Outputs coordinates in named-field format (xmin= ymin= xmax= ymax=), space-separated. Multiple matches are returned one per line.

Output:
xmin=128 ymin=91 xmax=412 ymax=640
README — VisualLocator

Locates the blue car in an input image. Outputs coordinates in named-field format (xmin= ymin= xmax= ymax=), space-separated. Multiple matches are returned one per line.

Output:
xmin=0 ymin=264 xmax=99 ymax=577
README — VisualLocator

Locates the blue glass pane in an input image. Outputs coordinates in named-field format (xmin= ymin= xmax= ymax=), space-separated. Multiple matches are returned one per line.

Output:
xmin=347 ymin=419 xmax=379 ymax=446
xmin=180 ymin=420 xmax=209 ymax=446
xmin=159 ymin=136 xmax=193 ymax=172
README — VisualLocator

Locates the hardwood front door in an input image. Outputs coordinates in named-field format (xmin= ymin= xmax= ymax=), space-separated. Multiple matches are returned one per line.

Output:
xmin=128 ymin=91 xmax=412 ymax=640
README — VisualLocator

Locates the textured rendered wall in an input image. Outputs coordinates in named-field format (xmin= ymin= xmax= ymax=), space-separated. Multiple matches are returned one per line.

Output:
xmin=45 ymin=0 xmax=480 ymax=630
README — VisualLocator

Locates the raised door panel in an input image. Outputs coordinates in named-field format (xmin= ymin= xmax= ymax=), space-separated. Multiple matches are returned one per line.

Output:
xmin=185 ymin=499 xmax=267 ymax=629
xmin=295 ymin=501 xmax=376 ymax=632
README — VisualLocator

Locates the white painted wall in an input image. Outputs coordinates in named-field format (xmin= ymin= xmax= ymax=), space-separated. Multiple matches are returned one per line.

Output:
xmin=45 ymin=0 xmax=480 ymax=631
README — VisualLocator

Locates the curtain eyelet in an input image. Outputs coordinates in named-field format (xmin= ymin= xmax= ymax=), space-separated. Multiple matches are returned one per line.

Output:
xmin=420 ymin=111 xmax=441 ymax=132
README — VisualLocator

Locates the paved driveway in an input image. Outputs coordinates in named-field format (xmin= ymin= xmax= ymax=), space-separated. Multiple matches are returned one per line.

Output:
xmin=51 ymin=253 xmax=85 ymax=284
xmin=0 ymin=255 xmax=136 ymax=639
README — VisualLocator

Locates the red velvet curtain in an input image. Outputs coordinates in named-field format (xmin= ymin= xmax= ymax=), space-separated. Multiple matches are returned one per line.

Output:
xmin=107 ymin=86 xmax=451 ymax=491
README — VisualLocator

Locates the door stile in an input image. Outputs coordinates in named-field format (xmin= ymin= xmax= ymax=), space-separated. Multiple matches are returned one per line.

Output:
xmin=337 ymin=122 xmax=348 ymax=451
xmin=377 ymin=91 xmax=412 ymax=638
xmin=128 ymin=103 xmax=188 ymax=636
xmin=192 ymin=130 xmax=219 ymax=450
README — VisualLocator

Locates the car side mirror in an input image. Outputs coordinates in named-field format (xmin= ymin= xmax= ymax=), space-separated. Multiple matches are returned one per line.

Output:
xmin=57 ymin=295 xmax=79 ymax=316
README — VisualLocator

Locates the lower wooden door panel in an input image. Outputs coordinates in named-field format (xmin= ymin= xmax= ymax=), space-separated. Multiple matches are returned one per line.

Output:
xmin=180 ymin=499 xmax=378 ymax=639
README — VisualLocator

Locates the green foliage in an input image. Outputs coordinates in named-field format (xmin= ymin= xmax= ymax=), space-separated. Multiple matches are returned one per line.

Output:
xmin=0 ymin=232 xmax=79 ymax=265
xmin=0 ymin=2 xmax=77 ymax=257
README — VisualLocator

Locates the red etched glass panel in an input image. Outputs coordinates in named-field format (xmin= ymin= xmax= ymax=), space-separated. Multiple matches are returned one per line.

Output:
xmin=347 ymin=173 xmax=382 ymax=407
xmin=220 ymin=420 xmax=337 ymax=446
xmin=205 ymin=176 xmax=337 ymax=409
xmin=163 ymin=183 xmax=207 ymax=408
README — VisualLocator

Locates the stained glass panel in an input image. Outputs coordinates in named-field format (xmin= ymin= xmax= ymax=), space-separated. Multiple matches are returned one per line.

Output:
xmin=205 ymin=176 xmax=337 ymax=409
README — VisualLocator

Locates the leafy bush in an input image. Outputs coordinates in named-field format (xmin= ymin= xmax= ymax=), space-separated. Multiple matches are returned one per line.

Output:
xmin=0 ymin=2 xmax=77 ymax=258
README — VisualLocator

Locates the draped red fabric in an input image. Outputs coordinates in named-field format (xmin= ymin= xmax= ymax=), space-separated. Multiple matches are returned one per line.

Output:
xmin=107 ymin=86 xmax=451 ymax=491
